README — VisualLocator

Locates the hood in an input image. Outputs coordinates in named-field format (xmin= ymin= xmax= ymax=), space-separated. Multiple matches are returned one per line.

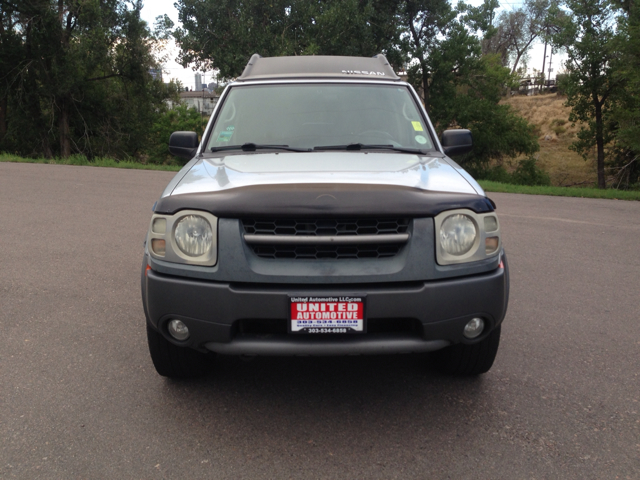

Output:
xmin=163 ymin=151 xmax=483 ymax=198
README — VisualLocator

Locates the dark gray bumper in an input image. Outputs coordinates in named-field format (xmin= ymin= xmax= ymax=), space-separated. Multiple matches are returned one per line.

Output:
xmin=206 ymin=335 xmax=450 ymax=356
xmin=142 ymin=254 xmax=509 ymax=356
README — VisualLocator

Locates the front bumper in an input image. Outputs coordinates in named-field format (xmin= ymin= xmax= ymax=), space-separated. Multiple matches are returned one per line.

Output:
xmin=142 ymin=254 xmax=509 ymax=356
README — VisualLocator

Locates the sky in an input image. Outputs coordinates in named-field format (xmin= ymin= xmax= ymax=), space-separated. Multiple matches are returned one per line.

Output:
xmin=139 ymin=0 xmax=564 ymax=90
xmin=140 ymin=2 xmax=196 ymax=89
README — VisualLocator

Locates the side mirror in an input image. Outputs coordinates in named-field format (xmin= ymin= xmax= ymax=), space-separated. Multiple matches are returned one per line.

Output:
xmin=169 ymin=131 xmax=199 ymax=160
xmin=440 ymin=129 xmax=473 ymax=157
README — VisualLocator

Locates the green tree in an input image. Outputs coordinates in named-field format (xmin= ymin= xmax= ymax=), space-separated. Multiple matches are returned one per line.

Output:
xmin=450 ymin=56 xmax=539 ymax=169
xmin=401 ymin=0 xmax=539 ymax=169
xmin=149 ymin=104 xmax=204 ymax=164
xmin=552 ymin=0 xmax=622 ymax=188
xmin=0 ymin=1 xmax=22 ymax=143
xmin=401 ymin=0 xmax=462 ymax=115
xmin=0 ymin=0 xmax=175 ymax=159
xmin=172 ymin=0 xmax=407 ymax=79
xmin=609 ymin=1 xmax=640 ymax=187
xmin=491 ymin=0 xmax=556 ymax=74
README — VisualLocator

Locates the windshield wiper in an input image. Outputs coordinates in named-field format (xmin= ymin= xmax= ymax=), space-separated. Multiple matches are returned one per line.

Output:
xmin=313 ymin=143 xmax=425 ymax=154
xmin=211 ymin=143 xmax=310 ymax=153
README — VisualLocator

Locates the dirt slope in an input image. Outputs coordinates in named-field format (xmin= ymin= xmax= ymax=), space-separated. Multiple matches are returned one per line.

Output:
xmin=502 ymin=94 xmax=596 ymax=186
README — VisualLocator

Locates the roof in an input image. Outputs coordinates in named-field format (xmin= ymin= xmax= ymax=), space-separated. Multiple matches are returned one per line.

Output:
xmin=236 ymin=54 xmax=401 ymax=82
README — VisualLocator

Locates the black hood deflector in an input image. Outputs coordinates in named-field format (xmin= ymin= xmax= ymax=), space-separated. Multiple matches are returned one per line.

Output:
xmin=154 ymin=183 xmax=494 ymax=217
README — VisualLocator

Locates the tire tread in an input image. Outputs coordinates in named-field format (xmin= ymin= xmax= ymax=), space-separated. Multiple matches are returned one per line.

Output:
xmin=433 ymin=326 xmax=501 ymax=375
xmin=146 ymin=325 xmax=213 ymax=379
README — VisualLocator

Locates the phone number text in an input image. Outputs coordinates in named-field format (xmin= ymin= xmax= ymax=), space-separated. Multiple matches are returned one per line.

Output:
xmin=304 ymin=328 xmax=350 ymax=334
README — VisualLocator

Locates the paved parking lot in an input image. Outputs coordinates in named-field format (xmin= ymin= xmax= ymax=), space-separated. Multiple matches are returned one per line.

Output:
xmin=1 ymin=162 xmax=639 ymax=478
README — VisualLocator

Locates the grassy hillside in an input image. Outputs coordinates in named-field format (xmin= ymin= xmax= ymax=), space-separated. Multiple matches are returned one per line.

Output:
xmin=502 ymin=94 xmax=596 ymax=187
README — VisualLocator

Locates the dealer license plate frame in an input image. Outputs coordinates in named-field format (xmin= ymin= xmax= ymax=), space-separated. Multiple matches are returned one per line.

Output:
xmin=288 ymin=295 xmax=367 ymax=334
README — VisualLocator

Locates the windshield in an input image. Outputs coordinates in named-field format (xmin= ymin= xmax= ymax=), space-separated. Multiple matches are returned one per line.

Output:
xmin=206 ymin=84 xmax=434 ymax=152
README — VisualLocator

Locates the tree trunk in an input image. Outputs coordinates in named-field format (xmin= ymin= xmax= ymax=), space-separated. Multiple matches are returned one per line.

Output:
xmin=59 ymin=97 xmax=71 ymax=158
xmin=42 ymin=138 xmax=53 ymax=159
xmin=594 ymin=96 xmax=606 ymax=189
xmin=0 ymin=96 xmax=7 ymax=142
xmin=421 ymin=63 xmax=430 ymax=114
xmin=511 ymin=51 xmax=524 ymax=75
xmin=0 ymin=13 xmax=5 ymax=142
xmin=541 ymin=39 xmax=547 ymax=83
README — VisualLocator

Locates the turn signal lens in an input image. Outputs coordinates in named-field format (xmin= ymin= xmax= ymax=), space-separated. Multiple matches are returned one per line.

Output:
xmin=151 ymin=239 xmax=166 ymax=256
xmin=485 ymin=236 xmax=499 ymax=254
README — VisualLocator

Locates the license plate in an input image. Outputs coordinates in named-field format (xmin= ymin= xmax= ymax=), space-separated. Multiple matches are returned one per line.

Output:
xmin=289 ymin=295 xmax=366 ymax=334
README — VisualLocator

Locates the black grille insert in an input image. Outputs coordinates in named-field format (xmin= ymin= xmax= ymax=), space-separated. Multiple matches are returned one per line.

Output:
xmin=242 ymin=217 xmax=411 ymax=260
xmin=243 ymin=218 xmax=410 ymax=236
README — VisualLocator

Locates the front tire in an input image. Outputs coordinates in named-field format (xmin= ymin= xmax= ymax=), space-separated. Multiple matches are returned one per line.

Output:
xmin=146 ymin=325 xmax=214 ymax=379
xmin=432 ymin=326 xmax=501 ymax=375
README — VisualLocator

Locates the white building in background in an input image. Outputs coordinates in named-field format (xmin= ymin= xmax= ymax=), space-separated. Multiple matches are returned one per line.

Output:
xmin=195 ymin=73 xmax=203 ymax=92
xmin=149 ymin=68 xmax=163 ymax=81
xmin=166 ymin=91 xmax=220 ymax=116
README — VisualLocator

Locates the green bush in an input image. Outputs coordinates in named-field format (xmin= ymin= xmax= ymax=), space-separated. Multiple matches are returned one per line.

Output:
xmin=473 ymin=164 xmax=513 ymax=183
xmin=511 ymin=157 xmax=551 ymax=186
xmin=470 ymin=156 xmax=551 ymax=186
xmin=550 ymin=118 xmax=567 ymax=136
xmin=148 ymin=105 xmax=205 ymax=164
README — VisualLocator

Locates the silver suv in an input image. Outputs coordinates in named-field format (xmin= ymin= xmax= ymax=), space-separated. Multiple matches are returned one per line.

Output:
xmin=141 ymin=54 xmax=509 ymax=378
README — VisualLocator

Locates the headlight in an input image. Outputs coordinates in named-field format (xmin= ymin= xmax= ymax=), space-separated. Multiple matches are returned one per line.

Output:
xmin=174 ymin=215 xmax=213 ymax=257
xmin=440 ymin=214 xmax=477 ymax=256
xmin=147 ymin=210 xmax=218 ymax=266
xmin=434 ymin=209 xmax=501 ymax=265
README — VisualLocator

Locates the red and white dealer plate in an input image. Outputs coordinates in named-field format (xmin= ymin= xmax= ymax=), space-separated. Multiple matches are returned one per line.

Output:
xmin=289 ymin=295 xmax=366 ymax=334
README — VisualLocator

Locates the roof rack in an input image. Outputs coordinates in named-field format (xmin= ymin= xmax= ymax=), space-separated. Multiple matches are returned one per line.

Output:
xmin=236 ymin=54 xmax=400 ymax=82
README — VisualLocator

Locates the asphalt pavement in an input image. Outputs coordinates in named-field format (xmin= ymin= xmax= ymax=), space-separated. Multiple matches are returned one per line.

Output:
xmin=1 ymin=162 xmax=639 ymax=479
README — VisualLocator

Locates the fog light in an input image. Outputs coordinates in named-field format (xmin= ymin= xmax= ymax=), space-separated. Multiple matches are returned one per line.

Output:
xmin=463 ymin=318 xmax=485 ymax=339
xmin=168 ymin=319 xmax=190 ymax=341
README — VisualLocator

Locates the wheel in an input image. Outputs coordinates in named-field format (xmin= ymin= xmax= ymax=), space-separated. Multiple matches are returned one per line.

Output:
xmin=432 ymin=326 xmax=501 ymax=375
xmin=146 ymin=325 xmax=214 ymax=379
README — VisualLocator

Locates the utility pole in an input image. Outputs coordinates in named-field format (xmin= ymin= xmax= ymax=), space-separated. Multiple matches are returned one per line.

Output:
xmin=202 ymin=71 xmax=207 ymax=132
xmin=201 ymin=71 xmax=207 ymax=132
xmin=541 ymin=39 xmax=547 ymax=85
xmin=541 ymin=19 xmax=552 ymax=88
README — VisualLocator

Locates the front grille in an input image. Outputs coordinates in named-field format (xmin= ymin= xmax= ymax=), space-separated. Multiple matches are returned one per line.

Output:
xmin=243 ymin=218 xmax=410 ymax=236
xmin=242 ymin=217 xmax=411 ymax=260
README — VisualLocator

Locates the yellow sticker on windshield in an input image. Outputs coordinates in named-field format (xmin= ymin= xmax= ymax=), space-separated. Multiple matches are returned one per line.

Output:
xmin=412 ymin=121 xmax=424 ymax=131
